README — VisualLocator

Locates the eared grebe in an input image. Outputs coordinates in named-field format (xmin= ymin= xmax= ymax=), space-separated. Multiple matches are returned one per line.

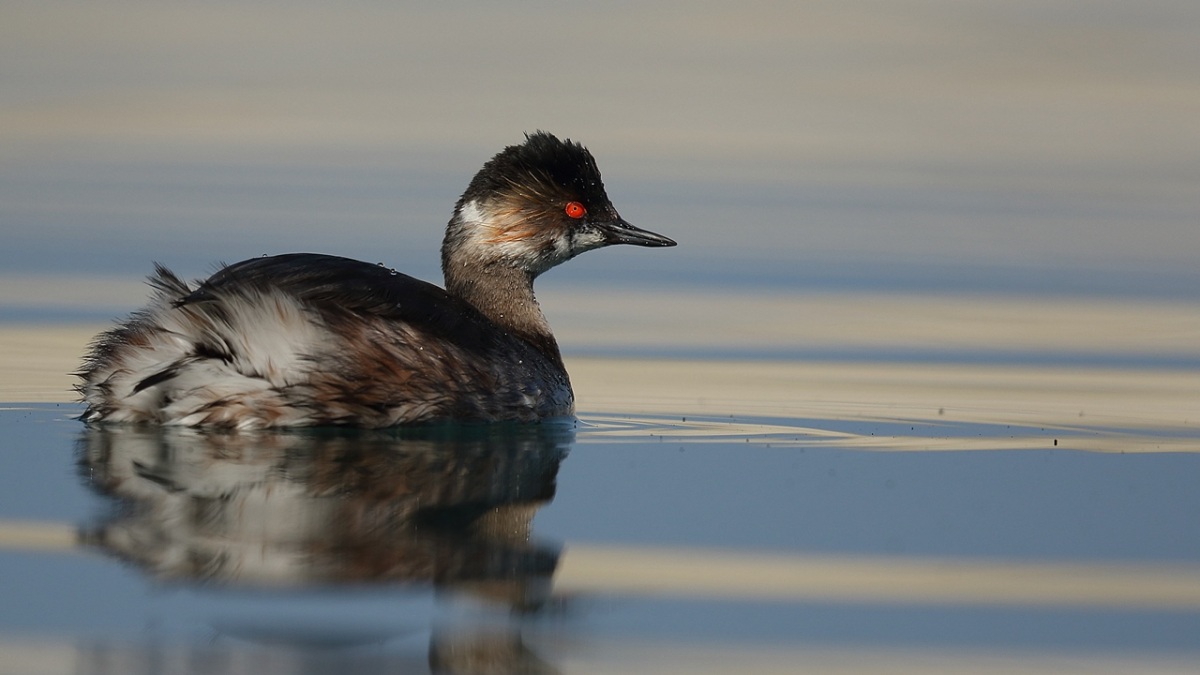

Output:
xmin=78 ymin=132 xmax=675 ymax=428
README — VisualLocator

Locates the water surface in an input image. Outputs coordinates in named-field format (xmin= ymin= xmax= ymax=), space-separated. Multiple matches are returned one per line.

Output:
xmin=2 ymin=347 xmax=1199 ymax=673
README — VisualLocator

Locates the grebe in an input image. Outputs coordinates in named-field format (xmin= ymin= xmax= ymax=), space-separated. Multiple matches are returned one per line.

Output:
xmin=78 ymin=132 xmax=675 ymax=428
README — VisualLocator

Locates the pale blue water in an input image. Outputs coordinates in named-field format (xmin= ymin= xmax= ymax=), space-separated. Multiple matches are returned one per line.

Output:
xmin=2 ymin=403 xmax=1200 ymax=673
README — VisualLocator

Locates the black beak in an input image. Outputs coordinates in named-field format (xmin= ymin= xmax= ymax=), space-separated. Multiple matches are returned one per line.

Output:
xmin=598 ymin=217 xmax=677 ymax=247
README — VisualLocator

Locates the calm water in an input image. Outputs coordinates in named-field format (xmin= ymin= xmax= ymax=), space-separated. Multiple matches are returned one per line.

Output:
xmin=2 ymin=395 xmax=1200 ymax=673
xmin=3 ymin=2 xmax=1200 ymax=672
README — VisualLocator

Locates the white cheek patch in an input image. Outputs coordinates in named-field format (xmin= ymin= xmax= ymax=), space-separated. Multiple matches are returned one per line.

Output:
xmin=458 ymin=200 xmax=488 ymax=231
xmin=458 ymin=199 xmax=565 ymax=269
xmin=456 ymin=200 xmax=490 ymax=260
xmin=570 ymin=228 xmax=607 ymax=253
xmin=457 ymin=200 xmax=531 ymax=262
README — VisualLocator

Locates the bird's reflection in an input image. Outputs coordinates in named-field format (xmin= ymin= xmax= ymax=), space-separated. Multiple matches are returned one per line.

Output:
xmin=77 ymin=421 xmax=574 ymax=673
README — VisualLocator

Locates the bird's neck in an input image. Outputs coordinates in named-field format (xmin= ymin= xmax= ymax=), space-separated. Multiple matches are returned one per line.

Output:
xmin=444 ymin=260 xmax=564 ymax=369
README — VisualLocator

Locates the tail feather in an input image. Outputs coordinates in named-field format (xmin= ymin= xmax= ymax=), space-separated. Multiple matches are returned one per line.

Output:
xmin=78 ymin=264 xmax=324 ymax=427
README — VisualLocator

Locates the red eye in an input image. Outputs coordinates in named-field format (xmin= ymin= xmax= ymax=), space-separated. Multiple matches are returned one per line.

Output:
xmin=564 ymin=201 xmax=587 ymax=219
